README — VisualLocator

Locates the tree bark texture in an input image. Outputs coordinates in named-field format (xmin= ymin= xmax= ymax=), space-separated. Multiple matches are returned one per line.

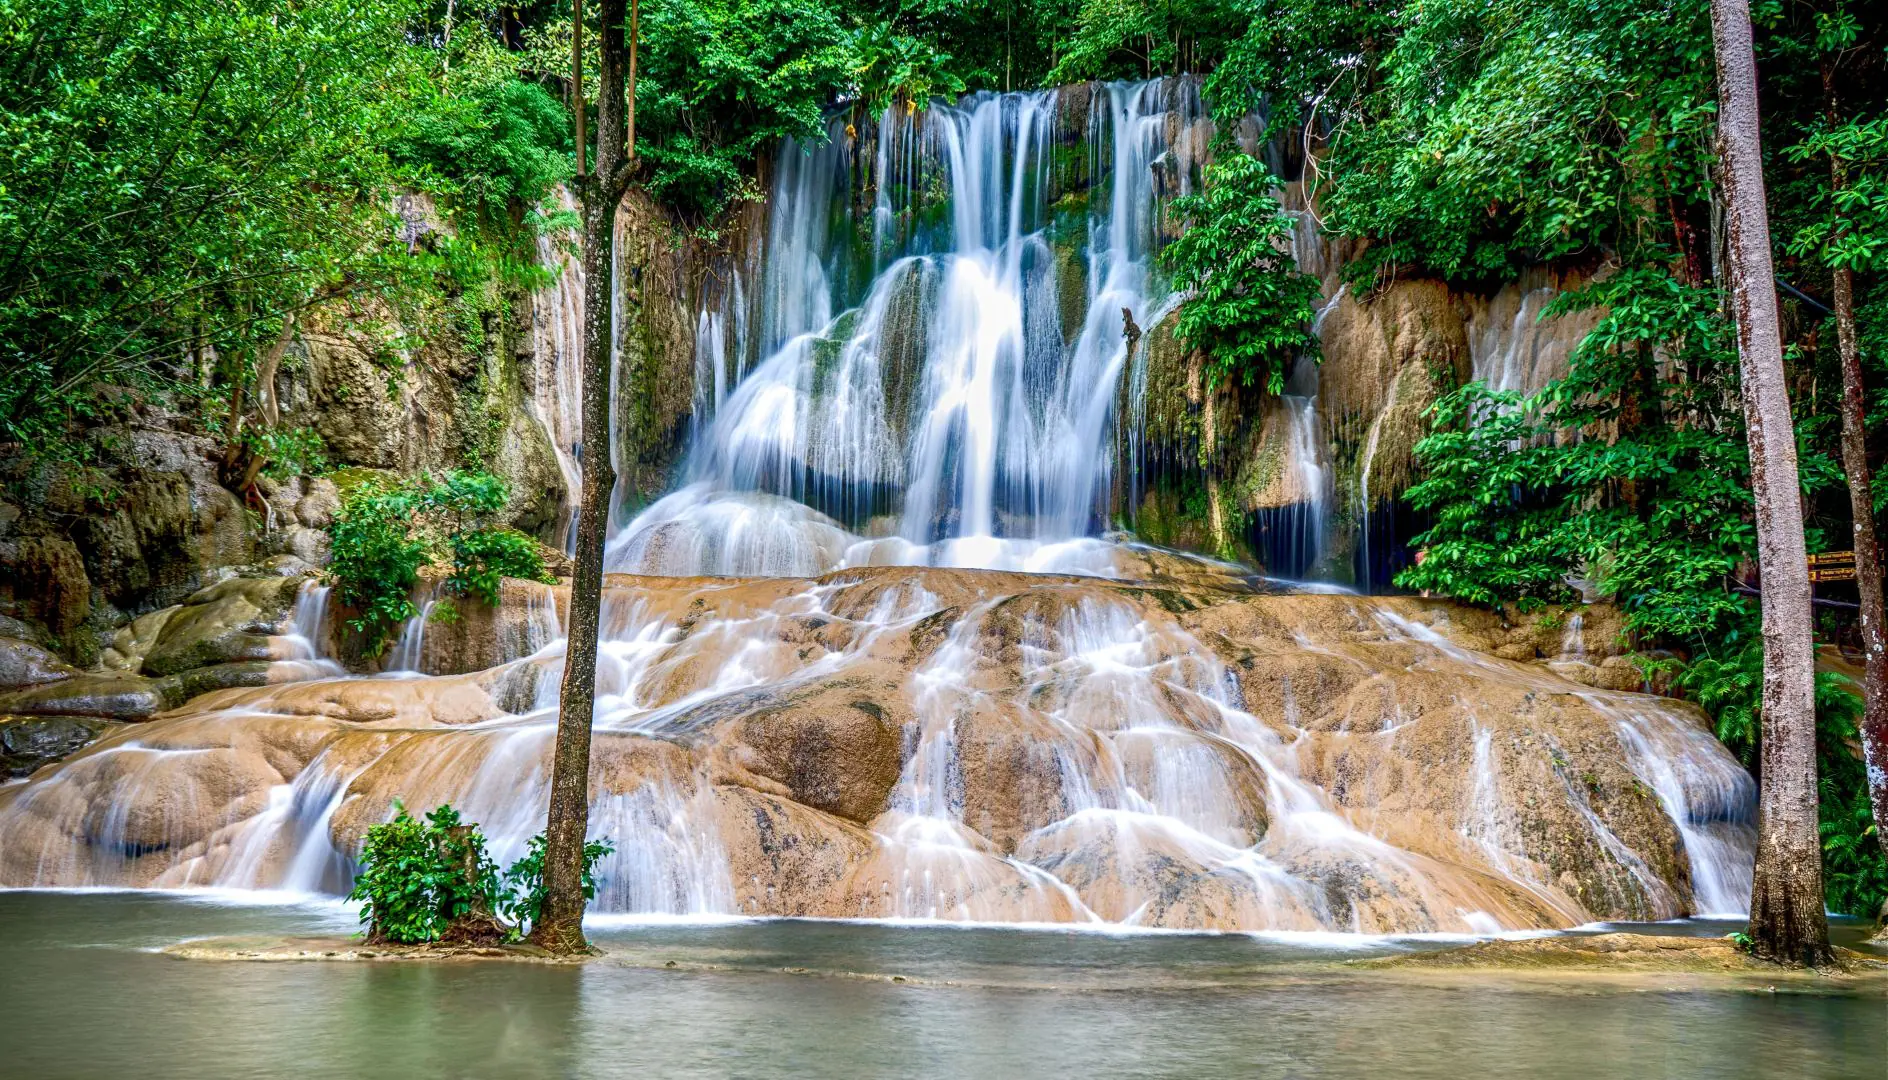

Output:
xmin=533 ymin=0 xmax=631 ymax=956
xmin=1833 ymin=261 xmax=1888 ymax=867
xmin=1710 ymin=0 xmax=1833 ymax=967
xmin=1820 ymin=60 xmax=1888 ymax=875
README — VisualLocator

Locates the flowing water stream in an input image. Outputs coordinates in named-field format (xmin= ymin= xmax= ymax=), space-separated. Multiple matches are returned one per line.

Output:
xmin=0 ymin=80 xmax=1761 ymax=937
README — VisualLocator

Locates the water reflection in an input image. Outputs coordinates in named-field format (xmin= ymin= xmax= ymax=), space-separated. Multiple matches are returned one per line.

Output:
xmin=0 ymin=894 xmax=1879 ymax=1079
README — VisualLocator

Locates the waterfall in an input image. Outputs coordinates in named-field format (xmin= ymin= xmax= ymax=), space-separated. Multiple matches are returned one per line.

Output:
xmin=272 ymin=580 xmax=346 ymax=682
xmin=531 ymin=186 xmax=586 ymax=553
xmin=0 ymin=81 xmax=1757 ymax=936
xmin=384 ymin=589 xmax=438 ymax=675
xmin=607 ymin=80 xmax=1207 ymax=579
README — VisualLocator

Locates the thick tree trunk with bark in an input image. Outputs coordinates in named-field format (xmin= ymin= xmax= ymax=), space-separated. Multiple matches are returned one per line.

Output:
xmin=533 ymin=0 xmax=633 ymax=956
xmin=1832 ymin=262 xmax=1888 ymax=869
xmin=1710 ymin=0 xmax=1834 ymax=968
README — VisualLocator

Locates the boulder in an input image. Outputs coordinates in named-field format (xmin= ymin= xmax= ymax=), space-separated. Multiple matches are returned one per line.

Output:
xmin=722 ymin=679 xmax=906 ymax=824
xmin=715 ymin=786 xmax=877 ymax=917
xmin=0 ymin=674 xmax=170 ymax=721
xmin=165 ymin=661 xmax=275 ymax=701
xmin=141 ymin=577 xmax=300 ymax=677
xmin=0 ymin=636 xmax=75 ymax=689
xmin=99 ymin=605 xmax=180 ymax=673
xmin=0 ymin=715 xmax=120 ymax=778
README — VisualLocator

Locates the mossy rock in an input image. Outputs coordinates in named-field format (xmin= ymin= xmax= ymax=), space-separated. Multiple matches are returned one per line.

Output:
xmin=0 ymin=674 xmax=169 ymax=721
xmin=141 ymin=577 xmax=301 ymax=677
xmin=164 ymin=661 xmax=275 ymax=702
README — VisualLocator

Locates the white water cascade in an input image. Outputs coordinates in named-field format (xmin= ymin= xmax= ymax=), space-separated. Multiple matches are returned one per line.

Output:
xmin=530 ymin=186 xmax=587 ymax=553
xmin=608 ymin=81 xmax=1207 ymax=579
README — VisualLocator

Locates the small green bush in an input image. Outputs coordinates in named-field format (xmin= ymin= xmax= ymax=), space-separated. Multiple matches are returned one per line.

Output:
xmin=349 ymin=801 xmax=614 ymax=945
xmin=1158 ymin=152 xmax=1322 ymax=396
xmin=498 ymin=833 xmax=616 ymax=933
xmin=445 ymin=526 xmax=548 ymax=607
xmin=327 ymin=470 xmax=554 ymax=656
xmin=348 ymin=802 xmax=503 ymax=944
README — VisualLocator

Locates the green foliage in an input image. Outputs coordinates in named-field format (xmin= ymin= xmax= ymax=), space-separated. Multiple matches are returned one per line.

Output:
xmin=1158 ymin=153 xmax=1320 ymax=395
xmin=851 ymin=21 xmax=968 ymax=113
xmin=1399 ymin=269 xmax=1752 ymax=640
xmin=392 ymin=74 xmax=573 ymax=238
xmin=1046 ymin=0 xmax=1239 ymax=84
xmin=0 ymin=0 xmax=575 ymax=482
xmin=1205 ymin=0 xmax=1720 ymax=283
xmin=1814 ymin=677 xmax=1888 ymax=918
xmin=348 ymin=802 xmax=503 ymax=944
xmin=0 ymin=0 xmax=432 ymax=455
xmin=349 ymin=801 xmax=615 ymax=943
xmin=1786 ymin=115 xmax=1888 ymax=273
xmin=328 ymin=480 xmax=436 ymax=656
xmin=327 ymin=470 xmax=552 ymax=656
xmin=446 ymin=527 xmax=552 ymax=606
xmin=524 ymin=0 xmax=855 ymax=220
xmin=497 ymin=833 xmax=616 ymax=934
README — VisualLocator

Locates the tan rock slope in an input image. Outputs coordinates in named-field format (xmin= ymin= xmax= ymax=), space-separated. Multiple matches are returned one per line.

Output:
xmin=0 ymin=567 xmax=1754 ymax=934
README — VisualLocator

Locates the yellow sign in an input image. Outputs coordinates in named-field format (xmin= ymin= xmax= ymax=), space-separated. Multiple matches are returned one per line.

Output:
xmin=1808 ymin=550 xmax=1857 ymax=582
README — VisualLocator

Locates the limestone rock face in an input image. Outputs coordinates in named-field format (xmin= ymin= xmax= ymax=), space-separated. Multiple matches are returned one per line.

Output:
xmin=0 ymin=568 xmax=1755 ymax=934
xmin=140 ymin=577 xmax=302 ymax=677
xmin=1317 ymin=279 xmax=1471 ymax=510
xmin=0 ymin=534 xmax=90 ymax=650
xmin=608 ymin=189 xmax=754 ymax=508
xmin=289 ymin=294 xmax=565 ymax=537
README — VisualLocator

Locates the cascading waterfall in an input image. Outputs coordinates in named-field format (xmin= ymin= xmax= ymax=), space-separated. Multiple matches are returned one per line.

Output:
xmin=0 ymin=80 xmax=1757 ymax=933
xmin=608 ymin=80 xmax=1205 ymax=578
xmin=531 ymin=186 xmax=587 ymax=553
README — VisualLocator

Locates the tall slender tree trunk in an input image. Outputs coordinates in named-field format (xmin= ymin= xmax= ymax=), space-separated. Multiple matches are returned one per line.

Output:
xmin=1710 ymin=0 xmax=1834 ymax=967
xmin=1832 ymin=259 xmax=1888 ymax=873
xmin=533 ymin=0 xmax=633 ymax=956
xmin=1821 ymin=80 xmax=1888 ymax=885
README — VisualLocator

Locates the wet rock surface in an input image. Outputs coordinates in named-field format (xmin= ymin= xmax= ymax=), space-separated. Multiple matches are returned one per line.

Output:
xmin=0 ymin=674 xmax=171 ymax=721
xmin=1358 ymin=932 xmax=1888 ymax=980
xmin=0 ymin=637 xmax=75 ymax=689
xmin=0 ymin=568 xmax=1757 ymax=934
xmin=139 ymin=577 xmax=302 ymax=677
xmin=1 ymin=716 xmax=120 ymax=778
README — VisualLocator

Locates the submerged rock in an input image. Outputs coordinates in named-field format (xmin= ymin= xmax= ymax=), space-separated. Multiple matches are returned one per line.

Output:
xmin=1357 ymin=932 xmax=1888 ymax=981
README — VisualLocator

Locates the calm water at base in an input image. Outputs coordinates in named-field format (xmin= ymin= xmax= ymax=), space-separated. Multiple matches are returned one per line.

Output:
xmin=0 ymin=892 xmax=1881 ymax=1079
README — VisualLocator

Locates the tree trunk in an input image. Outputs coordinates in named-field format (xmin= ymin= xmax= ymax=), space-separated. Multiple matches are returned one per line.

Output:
xmin=1833 ymin=261 xmax=1888 ymax=866
xmin=532 ymin=0 xmax=632 ymax=956
xmin=571 ymin=0 xmax=585 ymax=178
xmin=439 ymin=824 xmax=507 ymax=946
xmin=1710 ymin=0 xmax=1833 ymax=967
xmin=1819 ymin=60 xmax=1888 ymax=876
